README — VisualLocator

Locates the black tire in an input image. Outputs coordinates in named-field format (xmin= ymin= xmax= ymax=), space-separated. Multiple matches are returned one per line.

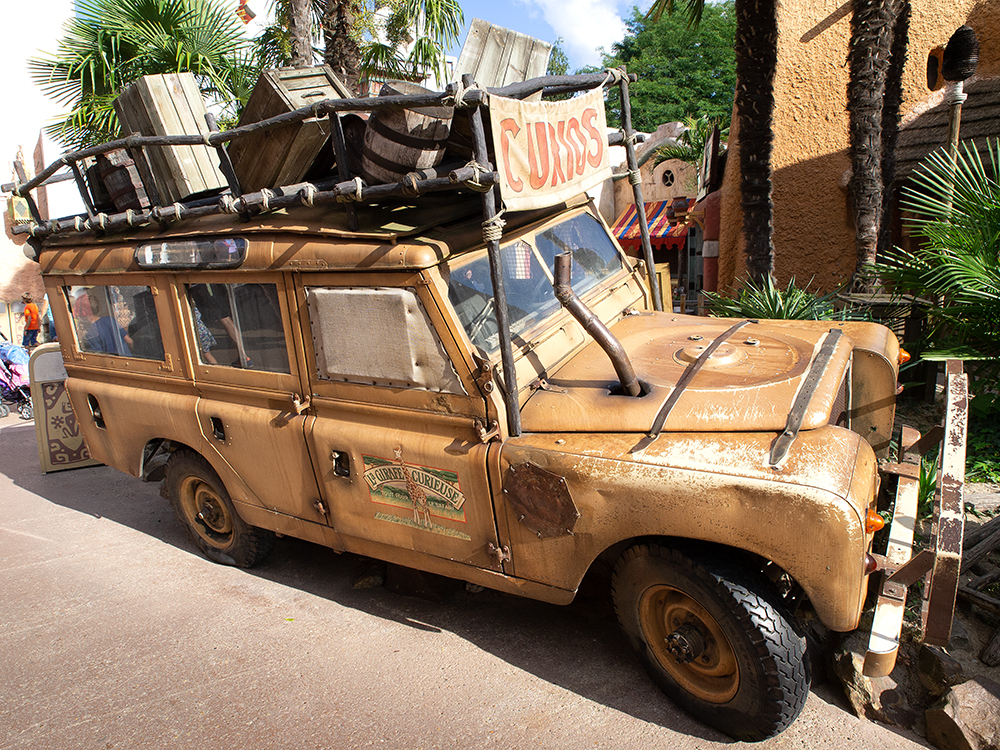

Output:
xmin=612 ymin=544 xmax=809 ymax=741
xmin=165 ymin=451 xmax=276 ymax=568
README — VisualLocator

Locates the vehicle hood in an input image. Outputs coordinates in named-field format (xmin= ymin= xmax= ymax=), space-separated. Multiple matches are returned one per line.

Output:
xmin=519 ymin=313 xmax=852 ymax=434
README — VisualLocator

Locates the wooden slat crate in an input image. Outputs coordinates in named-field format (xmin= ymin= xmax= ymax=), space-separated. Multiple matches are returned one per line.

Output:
xmin=455 ymin=19 xmax=552 ymax=93
xmin=114 ymin=73 xmax=226 ymax=204
xmin=228 ymin=66 xmax=354 ymax=192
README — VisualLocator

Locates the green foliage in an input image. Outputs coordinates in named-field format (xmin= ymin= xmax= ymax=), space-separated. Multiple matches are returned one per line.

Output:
xmin=704 ymin=275 xmax=862 ymax=321
xmin=601 ymin=1 xmax=736 ymax=131
xmin=30 ymin=0 xmax=253 ymax=149
xmin=261 ymin=0 xmax=463 ymax=86
xmin=645 ymin=0 xmax=705 ymax=26
xmin=654 ymin=115 xmax=727 ymax=167
xmin=547 ymin=39 xmax=569 ymax=77
xmin=871 ymin=140 xmax=1000 ymax=370
xmin=967 ymin=411 xmax=1000 ymax=484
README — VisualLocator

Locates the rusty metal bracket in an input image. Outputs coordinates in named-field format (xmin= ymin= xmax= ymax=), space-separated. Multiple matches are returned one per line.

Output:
xmin=632 ymin=319 xmax=752 ymax=453
xmin=864 ymin=359 xmax=968 ymax=675
xmin=769 ymin=329 xmax=843 ymax=466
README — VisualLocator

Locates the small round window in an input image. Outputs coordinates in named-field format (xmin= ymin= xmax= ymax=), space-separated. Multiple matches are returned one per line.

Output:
xmin=662 ymin=169 xmax=675 ymax=187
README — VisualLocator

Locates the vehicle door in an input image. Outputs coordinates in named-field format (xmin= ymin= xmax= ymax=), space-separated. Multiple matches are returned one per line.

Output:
xmin=178 ymin=275 xmax=327 ymax=527
xmin=295 ymin=271 xmax=502 ymax=572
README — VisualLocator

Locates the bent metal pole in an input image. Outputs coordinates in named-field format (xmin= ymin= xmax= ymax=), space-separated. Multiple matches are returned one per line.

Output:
xmin=617 ymin=68 xmax=662 ymax=312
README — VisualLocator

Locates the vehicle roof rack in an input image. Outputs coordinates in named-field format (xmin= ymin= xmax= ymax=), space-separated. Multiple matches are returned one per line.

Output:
xmin=9 ymin=68 xmax=662 ymax=438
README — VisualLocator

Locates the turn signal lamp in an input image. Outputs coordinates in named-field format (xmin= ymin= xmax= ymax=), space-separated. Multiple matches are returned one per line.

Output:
xmin=866 ymin=508 xmax=885 ymax=534
xmin=898 ymin=348 xmax=911 ymax=365
xmin=864 ymin=553 xmax=879 ymax=575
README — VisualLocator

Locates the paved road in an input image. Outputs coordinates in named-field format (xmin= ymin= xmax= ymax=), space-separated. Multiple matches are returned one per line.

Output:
xmin=0 ymin=414 xmax=929 ymax=749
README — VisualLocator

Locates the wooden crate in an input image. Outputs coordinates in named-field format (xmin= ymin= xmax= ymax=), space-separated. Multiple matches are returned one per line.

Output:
xmin=114 ymin=73 xmax=226 ymax=204
xmin=228 ymin=66 xmax=354 ymax=192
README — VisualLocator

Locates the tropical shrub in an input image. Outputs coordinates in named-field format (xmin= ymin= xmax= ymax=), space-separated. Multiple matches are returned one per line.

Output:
xmin=703 ymin=274 xmax=861 ymax=321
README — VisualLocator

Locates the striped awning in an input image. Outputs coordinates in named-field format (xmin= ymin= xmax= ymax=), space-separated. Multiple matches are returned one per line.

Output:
xmin=611 ymin=200 xmax=692 ymax=241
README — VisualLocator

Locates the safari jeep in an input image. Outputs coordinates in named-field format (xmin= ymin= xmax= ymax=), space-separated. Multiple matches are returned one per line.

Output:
xmin=14 ymin=71 xmax=966 ymax=742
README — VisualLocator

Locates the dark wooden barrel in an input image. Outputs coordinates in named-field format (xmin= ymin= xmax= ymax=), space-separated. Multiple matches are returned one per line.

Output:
xmin=361 ymin=81 xmax=454 ymax=185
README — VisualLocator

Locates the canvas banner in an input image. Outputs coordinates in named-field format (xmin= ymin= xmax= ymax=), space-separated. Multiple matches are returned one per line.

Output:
xmin=489 ymin=88 xmax=611 ymax=211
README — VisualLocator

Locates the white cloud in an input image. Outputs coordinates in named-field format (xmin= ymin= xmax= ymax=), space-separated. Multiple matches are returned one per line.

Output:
xmin=529 ymin=0 xmax=628 ymax=68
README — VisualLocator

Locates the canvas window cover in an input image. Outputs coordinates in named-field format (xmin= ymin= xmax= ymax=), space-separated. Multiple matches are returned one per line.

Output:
xmin=306 ymin=287 xmax=466 ymax=394
xmin=66 ymin=284 xmax=163 ymax=360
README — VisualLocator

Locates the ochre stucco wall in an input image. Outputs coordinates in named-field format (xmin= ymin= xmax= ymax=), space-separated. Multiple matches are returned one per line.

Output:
xmin=718 ymin=0 xmax=999 ymax=295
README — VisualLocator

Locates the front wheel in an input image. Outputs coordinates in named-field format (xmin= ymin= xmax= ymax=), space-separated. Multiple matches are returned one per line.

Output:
xmin=165 ymin=451 xmax=276 ymax=568
xmin=612 ymin=544 xmax=809 ymax=741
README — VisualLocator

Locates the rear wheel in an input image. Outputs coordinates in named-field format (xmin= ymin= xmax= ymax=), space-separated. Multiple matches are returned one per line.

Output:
xmin=165 ymin=451 xmax=276 ymax=568
xmin=612 ymin=544 xmax=809 ymax=741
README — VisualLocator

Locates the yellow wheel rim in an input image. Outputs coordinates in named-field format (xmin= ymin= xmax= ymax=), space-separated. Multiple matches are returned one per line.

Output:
xmin=178 ymin=476 xmax=233 ymax=550
xmin=639 ymin=584 xmax=740 ymax=703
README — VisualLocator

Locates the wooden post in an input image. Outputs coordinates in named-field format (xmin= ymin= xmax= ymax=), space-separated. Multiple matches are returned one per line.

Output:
xmin=329 ymin=113 xmax=359 ymax=231
xmin=464 ymin=74 xmax=521 ymax=437
xmin=617 ymin=69 xmax=662 ymax=312
xmin=12 ymin=161 xmax=44 ymax=226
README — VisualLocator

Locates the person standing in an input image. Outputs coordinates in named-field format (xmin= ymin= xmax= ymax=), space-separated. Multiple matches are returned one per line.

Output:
xmin=17 ymin=293 xmax=41 ymax=350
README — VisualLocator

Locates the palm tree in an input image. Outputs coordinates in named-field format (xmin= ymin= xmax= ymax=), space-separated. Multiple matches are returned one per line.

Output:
xmin=648 ymin=0 xmax=777 ymax=286
xmin=30 ymin=0 xmax=252 ymax=149
xmin=263 ymin=0 xmax=463 ymax=94
xmin=847 ymin=0 xmax=910 ymax=290
xmin=648 ymin=0 xmax=911 ymax=290
xmin=872 ymin=140 xmax=1000 ymax=376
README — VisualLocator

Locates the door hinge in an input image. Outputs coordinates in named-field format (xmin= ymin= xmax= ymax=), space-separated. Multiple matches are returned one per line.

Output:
xmin=488 ymin=542 xmax=511 ymax=565
xmin=475 ymin=419 xmax=500 ymax=443
xmin=313 ymin=499 xmax=329 ymax=519
xmin=158 ymin=353 xmax=173 ymax=372
xmin=472 ymin=354 xmax=495 ymax=394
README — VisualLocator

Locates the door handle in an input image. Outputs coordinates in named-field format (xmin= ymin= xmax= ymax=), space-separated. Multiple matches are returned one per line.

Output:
xmin=210 ymin=417 xmax=225 ymax=441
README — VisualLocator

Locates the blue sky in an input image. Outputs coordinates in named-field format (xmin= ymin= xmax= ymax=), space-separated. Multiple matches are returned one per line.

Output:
xmin=448 ymin=0 xmax=634 ymax=71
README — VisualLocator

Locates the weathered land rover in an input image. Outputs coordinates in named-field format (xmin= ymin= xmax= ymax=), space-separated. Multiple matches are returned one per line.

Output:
xmin=11 ymin=71 xmax=967 ymax=741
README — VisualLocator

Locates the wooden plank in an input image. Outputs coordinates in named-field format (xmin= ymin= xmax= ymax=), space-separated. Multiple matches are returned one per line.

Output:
xmin=114 ymin=73 xmax=225 ymax=203
xmin=228 ymin=66 xmax=349 ymax=192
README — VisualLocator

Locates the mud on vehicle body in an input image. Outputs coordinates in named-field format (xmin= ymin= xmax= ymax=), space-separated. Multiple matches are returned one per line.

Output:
xmin=12 ymin=71 xmax=967 ymax=741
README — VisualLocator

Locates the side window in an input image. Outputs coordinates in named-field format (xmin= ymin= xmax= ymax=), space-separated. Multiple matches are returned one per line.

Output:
xmin=186 ymin=283 xmax=290 ymax=373
xmin=305 ymin=286 xmax=466 ymax=394
xmin=66 ymin=284 xmax=164 ymax=360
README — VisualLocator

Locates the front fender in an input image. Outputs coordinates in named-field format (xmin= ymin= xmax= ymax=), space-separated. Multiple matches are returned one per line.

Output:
xmin=498 ymin=425 xmax=877 ymax=631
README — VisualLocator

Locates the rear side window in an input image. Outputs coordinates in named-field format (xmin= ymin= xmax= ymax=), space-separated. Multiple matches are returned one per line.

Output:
xmin=186 ymin=283 xmax=290 ymax=373
xmin=66 ymin=285 xmax=163 ymax=360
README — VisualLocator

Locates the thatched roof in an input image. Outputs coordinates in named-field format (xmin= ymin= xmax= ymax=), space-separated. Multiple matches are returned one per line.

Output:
xmin=895 ymin=76 xmax=1000 ymax=182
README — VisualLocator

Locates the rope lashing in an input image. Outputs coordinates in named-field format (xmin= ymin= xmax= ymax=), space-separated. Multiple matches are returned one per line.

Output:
xmin=402 ymin=173 xmax=420 ymax=197
xmin=220 ymin=195 xmax=240 ymax=214
xmin=464 ymin=161 xmax=493 ymax=193
xmin=602 ymin=67 xmax=627 ymax=88
xmin=628 ymin=170 xmax=642 ymax=186
xmin=172 ymin=203 xmax=183 ymax=221
xmin=300 ymin=183 xmax=317 ymax=206
xmin=260 ymin=188 xmax=275 ymax=211
xmin=444 ymin=81 xmax=482 ymax=108
xmin=482 ymin=209 xmax=506 ymax=244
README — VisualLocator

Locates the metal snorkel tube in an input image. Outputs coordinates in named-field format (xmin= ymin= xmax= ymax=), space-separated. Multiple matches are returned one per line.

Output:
xmin=552 ymin=252 xmax=642 ymax=397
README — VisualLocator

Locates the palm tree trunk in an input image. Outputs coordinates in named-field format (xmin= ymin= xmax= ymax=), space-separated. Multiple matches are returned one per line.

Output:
xmin=877 ymin=0 xmax=910 ymax=261
xmin=323 ymin=0 xmax=361 ymax=95
xmin=734 ymin=0 xmax=778 ymax=286
xmin=289 ymin=0 xmax=313 ymax=68
xmin=848 ymin=0 xmax=897 ymax=287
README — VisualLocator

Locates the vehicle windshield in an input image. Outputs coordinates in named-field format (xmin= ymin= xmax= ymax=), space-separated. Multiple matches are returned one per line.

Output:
xmin=447 ymin=211 xmax=628 ymax=353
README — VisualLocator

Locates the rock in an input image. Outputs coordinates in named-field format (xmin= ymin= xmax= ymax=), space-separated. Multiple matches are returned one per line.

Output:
xmin=926 ymin=676 xmax=1000 ymax=750
xmin=920 ymin=645 xmax=967 ymax=695
xmin=351 ymin=559 xmax=386 ymax=590
xmin=832 ymin=625 xmax=924 ymax=730
xmin=951 ymin=617 xmax=972 ymax=650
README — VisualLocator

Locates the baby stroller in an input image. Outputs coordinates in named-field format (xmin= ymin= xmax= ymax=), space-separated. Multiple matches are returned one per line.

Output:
xmin=0 ymin=355 xmax=32 ymax=420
